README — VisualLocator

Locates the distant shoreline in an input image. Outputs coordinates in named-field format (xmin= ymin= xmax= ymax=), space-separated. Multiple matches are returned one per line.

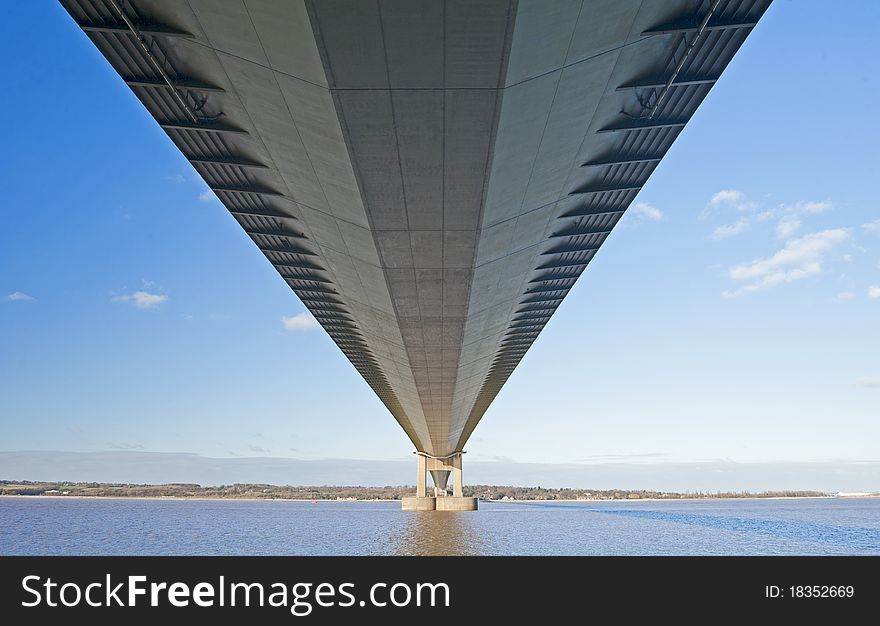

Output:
xmin=509 ymin=495 xmax=880 ymax=503
xmin=0 ymin=495 xmax=398 ymax=502
xmin=2 ymin=480 xmax=874 ymax=503
xmin=2 ymin=494 xmax=877 ymax=503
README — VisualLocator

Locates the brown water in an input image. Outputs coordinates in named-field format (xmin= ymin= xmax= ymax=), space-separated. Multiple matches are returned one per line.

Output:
xmin=1 ymin=497 xmax=878 ymax=555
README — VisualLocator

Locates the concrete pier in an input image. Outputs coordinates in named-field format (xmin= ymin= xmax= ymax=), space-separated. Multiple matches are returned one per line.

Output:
xmin=402 ymin=451 xmax=478 ymax=511
xmin=400 ymin=496 xmax=438 ymax=511
xmin=435 ymin=497 xmax=478 ymax=511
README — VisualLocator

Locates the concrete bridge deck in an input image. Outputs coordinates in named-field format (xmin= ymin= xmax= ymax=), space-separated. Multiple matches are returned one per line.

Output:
xmin=61 ymin=0 xmax=772 ymax=507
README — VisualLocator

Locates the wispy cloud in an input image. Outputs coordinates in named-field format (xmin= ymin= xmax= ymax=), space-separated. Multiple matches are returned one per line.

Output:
xmin=709 ymin=189 xmax=755 ymax=211
xmin=711 ymin=189 xmax=743 ymax=206
xmin=711 ymin=219 xmax=749 ymax=240
xmin=854 ymin=377 xmax=880 ymax=388
xmin=869 ymin=286 xmax=880 ymax=299
xmin=723 ymin=229 xmax=849 ymax=297
xmin=113 ymin=290 xmax=168 ymax=309
xmin=835 ymin=291 xmax=855 ymax=302
xmin=863 ymin=219 xmax=880 ymax=233
xmin=109 ymin=442 xmax=144 ymax=450
xmin=775 ymin=215 xmax=801 ymax=239
xmin=789 ymin=200 xmax=832 ymax=214
xmin=248 ymin=445 xmax=270 ymax=454
xmin=198 ymin=189 xmax=217 ymax=202
xmin=631 ymin=201 xmax=664 ymax=222
xmin=704 ymin=191 xmax=833 ymax=241
xmin=282 ymin=312 xmax=320 ymax=331
xmin=573 ymin=453 xmax=668 ymax=463
xmin=5 ymin=291 xmax=34 ymax=302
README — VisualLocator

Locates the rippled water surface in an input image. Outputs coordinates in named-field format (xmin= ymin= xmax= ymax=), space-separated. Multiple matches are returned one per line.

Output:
xmin=1 ymin=497 xmax=878 ymax=555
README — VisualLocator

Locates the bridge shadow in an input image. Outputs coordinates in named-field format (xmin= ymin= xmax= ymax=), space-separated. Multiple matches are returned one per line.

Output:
xmin=389 ymin=509 xmax=485 ymax=556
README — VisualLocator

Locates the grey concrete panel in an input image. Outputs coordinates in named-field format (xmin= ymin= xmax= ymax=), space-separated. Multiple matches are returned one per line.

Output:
xmin=510 ymin=202 xmax=559 ymax=252
xmin=299 ymin=205 xmax=348 ymax=253
xmin=482 ymin=70 xmax=561 ymax=227
xmin=245 ymin=0 xmax=329 ymax=85
xmin=392 ymin=90 xmax=444 ymax=230
xmin=214 ymin=53 xmax=328 ymax=211
xmin=375 ymin=230 xmax=415 ymax=268
xmin=475 ymin=219 xmax=517 ymax=266
xmin=444 ymin=0 xmax=514 ymax=87
xmin=443 ymin=231 xmax=477 ymax=270
xmin=521 ymin=56 xmax=617 ymax=210
xmin=337 ymin=221 xmax=382 ymax=265
xmin=505 ymin=0 xmax=582 ymax=86
xmin=566 ymin=0 xmax=645 ymax=65
xmin=335 ymin=91 xmax=409 ymax=230
xmin=276 ymin=75 xmax=367 ymax=226
xmin=308 ymin=0 xmax=388 ymax=88
xmin=410 ymin=232 xmax=443 ymax=269
xmin=380 ymin=0 xmax=444 ymax=88
xmin=443 ymin=90 xmax=499 ymax=230
xmin=188 ymin=0 xmax=269 ymax=66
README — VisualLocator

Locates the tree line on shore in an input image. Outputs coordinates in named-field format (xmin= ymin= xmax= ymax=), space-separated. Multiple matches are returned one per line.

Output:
xmin=0 ymin=480 xmax=834 ymax=501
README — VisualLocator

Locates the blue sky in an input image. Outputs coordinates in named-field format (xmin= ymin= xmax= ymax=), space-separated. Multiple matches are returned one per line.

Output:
xmin=1 ymin=1 xmax=878 ymax=485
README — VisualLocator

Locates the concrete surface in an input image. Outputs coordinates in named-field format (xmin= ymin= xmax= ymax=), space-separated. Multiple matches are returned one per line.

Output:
xmin=61 ymin=0 xmax=771 ymax=467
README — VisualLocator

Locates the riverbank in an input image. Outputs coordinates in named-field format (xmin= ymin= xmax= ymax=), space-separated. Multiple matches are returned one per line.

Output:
xmin=2 ymin=480 xmax=846 ymax=502
xmin=0 ymin=494 xmax=400 ymax=502
xmin=495 ymin=495 xmax=880 ymax=503
xmin=4 ymin=494 xmax=875 ymax=504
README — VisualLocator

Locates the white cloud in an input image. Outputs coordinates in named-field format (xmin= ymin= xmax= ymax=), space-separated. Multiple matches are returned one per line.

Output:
xmin=770 ymin=200 xmax=833 ymax=218
xmin=706 ymin=192 xmax=832 ymax=226
xmin=710 ymin=189 xmax=757 ymax=212
xmin=854 ymin=377 xmax=880 ymax=388
xmin=791 ymin=200 xmax=832 ymax=214
xmin=775 ymin=216 xmax=801 ymax=239
xmin=198 ymin=189 xmax=217 ymax=202
xmin=282 ymin=312 xmax=320 ymax=331
xmin=113 ymin=290 xmax=168 ymax=309
xmin=862 ymin=219 xmax=880 ymax=233
xmin=5 ymin=291 xmax=34 ymax=302
xmin=723 ymin=228 xmax=849 ymax=297
xmin=835 ymin=291 xmax=855 ymax=302
xmin=710 ymin=189 xmax=745 ymax=207
xmin=869 ymin=286 xmax=880 ymax=299
xmin=631 ymin=201 xmax=664 ymax=222
xmin=711 ymin=219 xmax=749 ymax=240
xmin=701 ymin=189 xmax=758 ymax=220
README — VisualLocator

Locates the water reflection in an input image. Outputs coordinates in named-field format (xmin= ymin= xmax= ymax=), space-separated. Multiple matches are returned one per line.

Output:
xmin=5 ymin=498 xmax=879 ymax=556
xmin=390 ymin=509 xmax=486 ymax=556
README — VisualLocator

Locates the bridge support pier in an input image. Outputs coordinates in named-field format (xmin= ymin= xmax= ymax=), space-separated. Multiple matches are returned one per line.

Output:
xmin=402 ymin=452 xmax=477 ymax=511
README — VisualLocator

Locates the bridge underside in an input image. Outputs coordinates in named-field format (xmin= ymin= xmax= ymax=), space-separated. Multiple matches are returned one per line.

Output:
xmin=62 ymin=0 xmax=770 ymax=471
